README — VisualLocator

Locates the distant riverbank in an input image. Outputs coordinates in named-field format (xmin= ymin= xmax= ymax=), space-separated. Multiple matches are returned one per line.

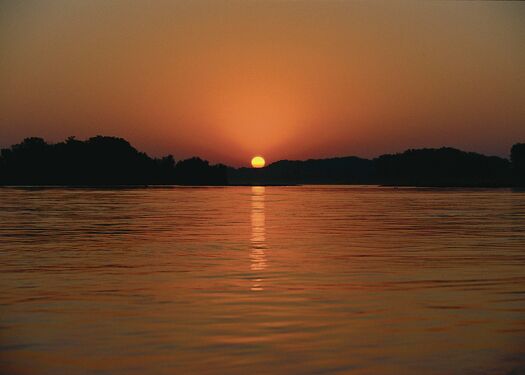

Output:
xmin=1 ymin=136 xmax=524 ymax=187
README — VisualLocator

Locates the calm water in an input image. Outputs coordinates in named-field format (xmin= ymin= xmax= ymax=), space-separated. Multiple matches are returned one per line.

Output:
xmin=1 ymin=186 xmax=525 ymax=375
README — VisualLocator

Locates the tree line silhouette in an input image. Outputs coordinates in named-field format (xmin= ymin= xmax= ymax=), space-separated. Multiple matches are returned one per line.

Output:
xmin=511 ymin=143 xmax=525 ymax=187
xmin=0 ymin=136 xmax=524 ymax=186
xmin=228 ymin=144 xmax=525 ymax=187
xmin=0 ymin=136 xmax=227 ymax=186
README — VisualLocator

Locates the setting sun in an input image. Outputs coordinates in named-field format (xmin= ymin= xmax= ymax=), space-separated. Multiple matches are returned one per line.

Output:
xmin=251 ymin=156 xmax=266 ymax=168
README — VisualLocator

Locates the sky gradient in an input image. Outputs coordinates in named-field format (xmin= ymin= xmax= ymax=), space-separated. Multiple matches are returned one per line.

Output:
xmin=1 ymin=1 xmax=524 ymax=166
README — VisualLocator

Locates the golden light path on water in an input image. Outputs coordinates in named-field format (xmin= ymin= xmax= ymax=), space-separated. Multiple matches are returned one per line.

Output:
xmin=251 ymin=186 xmax=266 ymax=291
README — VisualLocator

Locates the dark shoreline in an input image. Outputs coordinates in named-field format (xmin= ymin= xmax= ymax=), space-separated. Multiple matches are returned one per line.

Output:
xmin=1 ymin=136 xmax=524 ymax=187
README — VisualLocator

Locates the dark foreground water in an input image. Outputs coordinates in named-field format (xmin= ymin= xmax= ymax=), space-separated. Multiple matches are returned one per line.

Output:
xmin=1 ymin=186 xmax=525 ymax=375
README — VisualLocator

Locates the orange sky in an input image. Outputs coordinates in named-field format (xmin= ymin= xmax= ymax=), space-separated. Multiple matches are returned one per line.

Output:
xmin=1 ymin=1 xmax=524 ymax=166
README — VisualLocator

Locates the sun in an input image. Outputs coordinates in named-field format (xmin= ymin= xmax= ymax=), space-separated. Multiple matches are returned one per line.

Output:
xmin=251 ymin=156 xmax=266 ymax=168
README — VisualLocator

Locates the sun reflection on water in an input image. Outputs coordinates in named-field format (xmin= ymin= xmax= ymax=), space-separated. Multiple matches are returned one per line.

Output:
xmin=250 ymin=186 xmax=266 ymax=291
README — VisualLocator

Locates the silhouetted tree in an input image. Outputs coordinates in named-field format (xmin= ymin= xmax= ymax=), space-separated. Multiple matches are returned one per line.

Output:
xmin=176 ymin=157 xmax=227 ymax=185
xmin=0 ymin=136 xmax=227 ymax=186
xmin=374 ymin=148 xmax=511 ymax=187
xmin=511 ymin=143 xmax=525 ymax=186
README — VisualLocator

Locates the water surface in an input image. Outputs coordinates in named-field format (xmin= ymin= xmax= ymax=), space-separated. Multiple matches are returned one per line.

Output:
xmin=1 ymin=186 xmax=525 ymax=374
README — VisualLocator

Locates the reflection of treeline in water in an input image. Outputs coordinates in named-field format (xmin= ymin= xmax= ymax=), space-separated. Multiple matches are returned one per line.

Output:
xmin=0 ymin=136 xmax=227 ymax=186
xmin=1 ymin=136 xmax=524 ymax=187
xmin=229 ymin=144 xmax=525 ymax=187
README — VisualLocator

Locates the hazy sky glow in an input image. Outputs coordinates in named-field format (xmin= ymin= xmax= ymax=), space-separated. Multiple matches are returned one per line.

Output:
xmin=1 ymin=1 xmax=524 ymax=166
